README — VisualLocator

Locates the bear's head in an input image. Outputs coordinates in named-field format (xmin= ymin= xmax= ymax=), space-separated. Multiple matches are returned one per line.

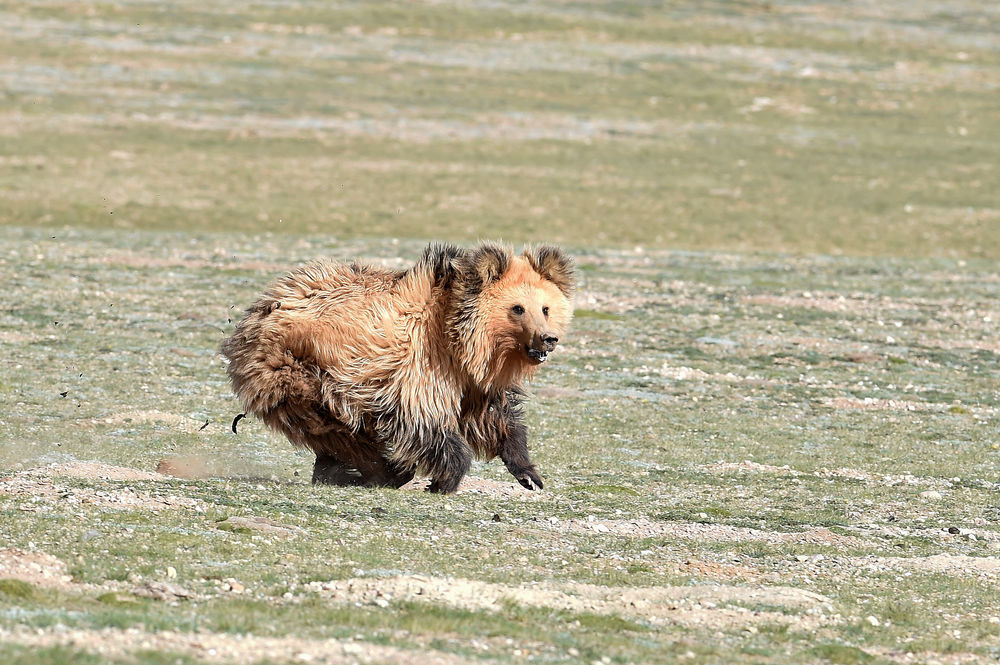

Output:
xmin=449 ymin=242 xmax=575 ymax=390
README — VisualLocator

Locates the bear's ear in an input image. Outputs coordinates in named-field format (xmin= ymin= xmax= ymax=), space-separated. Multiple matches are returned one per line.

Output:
xmin=418 ymin=242 xmax=466 ymax=288
xmin=460 ymin=242 xmax=512 ymax=290
xmin=523 ymin=245 xmax=575 ymax=297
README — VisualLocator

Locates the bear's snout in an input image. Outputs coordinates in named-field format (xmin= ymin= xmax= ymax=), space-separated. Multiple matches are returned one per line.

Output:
xmin=525 ymin=332 xmax=559 ymax=364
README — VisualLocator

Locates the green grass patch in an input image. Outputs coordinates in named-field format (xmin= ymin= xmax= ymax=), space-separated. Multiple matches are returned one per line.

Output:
xmin=810 ymin=644 xmax=879 ymax=665
xmin=0 ymin=579 xmax=35 ymax=600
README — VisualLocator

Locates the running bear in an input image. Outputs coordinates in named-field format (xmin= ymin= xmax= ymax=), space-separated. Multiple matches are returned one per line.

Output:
xmin=221 ymin=242 xmax=574 ymax=493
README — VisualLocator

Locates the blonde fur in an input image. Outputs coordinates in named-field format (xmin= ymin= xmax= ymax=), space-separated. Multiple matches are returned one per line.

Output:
xmin=221 ymin=242 xmax=574 ymax=493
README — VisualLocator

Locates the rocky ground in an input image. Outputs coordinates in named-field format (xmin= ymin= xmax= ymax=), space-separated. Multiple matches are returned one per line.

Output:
xmin=1 ymin=232 xmax=999 ymax=663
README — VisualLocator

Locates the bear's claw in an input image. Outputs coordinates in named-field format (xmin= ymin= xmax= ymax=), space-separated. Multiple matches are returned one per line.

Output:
xmin=516 ymin=470 xmax=544 ymax=491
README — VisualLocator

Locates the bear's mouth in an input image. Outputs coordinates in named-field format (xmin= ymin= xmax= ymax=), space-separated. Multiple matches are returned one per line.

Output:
xmin=525 ymin=346 xmax=548 ymax=364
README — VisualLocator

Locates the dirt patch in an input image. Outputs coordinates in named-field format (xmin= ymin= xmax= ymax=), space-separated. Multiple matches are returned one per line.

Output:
xmin=745 ymin=293 xmax=873 ymax=315
xmin=25 ymin=461 xmax=164 ymax=482
xmin=217 ymin=516 xmax=306 ymax=538
xmin=674 ymin=559 xmax=761 ymax=582
xmin=875 ymin=648 xmax=988 ymax=665
xmin=0 ymin=331 xmax=35 ymax=344
xmin=400 ymin=475 xmax=548 ymax=500
xmin=0 ymin=627 xmax=476 ymax=665
xmin=132 ymin=581 xmax=198 ymax=602
xmin=875 ymin=554 xmax=1000 ymax=579
xmin=822 ymin=397 xmax=938 ymax=412
xmin=0 ymin=476 xmax=204 ymax=512
xmin=85 ymin=249 xmax=288 ymax=274
xmin=156 ymin=455 xmax=220 ymax=479
xmin=542 ymin=516 xmax=862 ymax=547
xmin=101 ymin=410 xmax=214 ymax=434
xmin=700 ymin=461 xmax=802 ymax=476
xmin=699 ymin=461 xmax=946 ymax=489
xmin=637 ymin=364 xmax=778 ymax=388
xmin=814 ymin=467 xmax=945 ymax=488
xmin=0 ymin=548 xmax=74 ymax=590
xmin=303 ymin=575 xmax=833 ymax=631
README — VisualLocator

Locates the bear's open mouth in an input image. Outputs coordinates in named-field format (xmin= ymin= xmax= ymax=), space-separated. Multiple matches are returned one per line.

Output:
xmin=525 ymin=347 xmax=548 ymax=363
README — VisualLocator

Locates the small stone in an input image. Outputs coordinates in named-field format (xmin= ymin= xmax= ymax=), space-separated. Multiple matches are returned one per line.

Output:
xmin=166 ymin=566 xmax=177 ymax=579
xmin=132 ymin=581 xmax=195 ymax=601
xmin=947 ymin=526 xmax=960 ymax=535
xmin=492 ymin=513 xmax=502 ymax=522
xmin=920 ymin=490 xmax=943 ymax=501
xmin=866 ymin=615 xmax=880 ymax=627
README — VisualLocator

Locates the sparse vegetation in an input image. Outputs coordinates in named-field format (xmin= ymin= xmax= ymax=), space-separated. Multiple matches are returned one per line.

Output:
xmin=2 ymin=1 xmax=999 ymax=664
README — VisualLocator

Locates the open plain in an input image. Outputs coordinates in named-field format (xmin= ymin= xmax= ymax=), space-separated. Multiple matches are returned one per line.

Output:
xmin=1 ymin=1 xmax=999 ymax=663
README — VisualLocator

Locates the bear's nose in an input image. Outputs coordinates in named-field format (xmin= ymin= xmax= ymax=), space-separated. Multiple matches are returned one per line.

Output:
xmin=542 ymin=335 xmax=559 ymax=349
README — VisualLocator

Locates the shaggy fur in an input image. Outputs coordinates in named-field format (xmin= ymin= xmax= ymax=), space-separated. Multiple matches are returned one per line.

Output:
xmin=221 ymin=242 xmax=574 ymax=493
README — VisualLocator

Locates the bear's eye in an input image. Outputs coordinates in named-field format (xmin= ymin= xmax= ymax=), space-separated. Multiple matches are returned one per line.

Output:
xmin=511 ymin=305 xmax=525 ymax=316
xmin=542 ymin=306 xmax=549 ymax=318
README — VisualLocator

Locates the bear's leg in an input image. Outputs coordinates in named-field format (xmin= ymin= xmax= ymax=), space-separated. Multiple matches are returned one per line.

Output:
xmin=312 ymin=454 xmax=414 ymax=488
xmin=312 ymin=454 xmax=364 ymax=486
xmin=497 ymin=415 xmax=544 ymax=491
xmin=353 ymin=455 xmax=416 ymax=489
xmin=423 ymin=431 xmax=472 ymax=494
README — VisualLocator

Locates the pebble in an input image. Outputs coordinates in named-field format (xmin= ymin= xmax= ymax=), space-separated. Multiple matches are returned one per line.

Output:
xmin=920 ymin=490 xmax=943 ymax=501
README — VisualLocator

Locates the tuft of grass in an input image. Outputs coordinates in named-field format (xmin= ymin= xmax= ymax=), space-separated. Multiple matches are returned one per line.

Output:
xmin=0 ymin=579 xmax=35 ymax=599
xmin=96 ymin=592 xmax=137 ymax=607
xmin=810 ymin=644 xmax=878 ymax=665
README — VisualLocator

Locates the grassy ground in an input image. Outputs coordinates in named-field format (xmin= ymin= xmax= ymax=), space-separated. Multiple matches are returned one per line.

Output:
xmin=2 ymin=1 xmax=999 ymax=664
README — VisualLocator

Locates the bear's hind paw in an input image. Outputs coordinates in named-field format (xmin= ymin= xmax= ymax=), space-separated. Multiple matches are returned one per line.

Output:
xmin=426 ymin=478 xmax=460 ymax=494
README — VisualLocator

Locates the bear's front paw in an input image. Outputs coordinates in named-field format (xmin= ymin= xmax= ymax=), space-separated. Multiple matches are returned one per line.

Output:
xmin=514 ymin=467 xmax=544 ymax=491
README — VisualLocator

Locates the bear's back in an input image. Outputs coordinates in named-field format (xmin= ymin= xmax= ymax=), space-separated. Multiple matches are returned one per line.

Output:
xmin=256 ymin=259 xmax=434 ymax=379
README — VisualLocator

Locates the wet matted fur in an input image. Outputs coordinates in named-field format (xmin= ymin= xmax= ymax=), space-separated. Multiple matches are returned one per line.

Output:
xmin=221 ymin=242 xmax=574 ymax=493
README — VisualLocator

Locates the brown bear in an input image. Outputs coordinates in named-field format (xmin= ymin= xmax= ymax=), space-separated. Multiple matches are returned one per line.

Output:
xmin=220 ymin=242 xmax=574 ymax=493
